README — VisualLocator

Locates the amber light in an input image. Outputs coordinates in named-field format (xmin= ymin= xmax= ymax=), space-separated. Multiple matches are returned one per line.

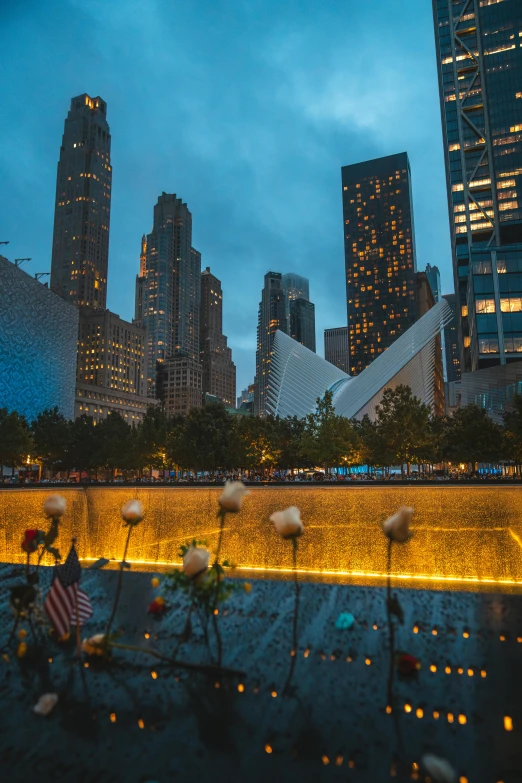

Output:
xmin=504 ymin=716 xmax=513 ymax=731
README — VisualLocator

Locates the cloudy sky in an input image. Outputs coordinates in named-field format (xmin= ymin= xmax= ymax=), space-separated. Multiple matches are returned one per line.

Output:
xmin=1 ymin=0 xmax=452 ymax=394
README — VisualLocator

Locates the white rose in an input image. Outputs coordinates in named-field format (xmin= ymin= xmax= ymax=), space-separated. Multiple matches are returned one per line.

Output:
xmin=382 ymin=506 xmax=413 ymax=543
xmin=121 ymin=499 xmax=144 ymax=525
xmin=218 ymin=481 xmax=250 ymax=512
xmin=183 ymin=546 xmax=211 ymax=579
xmin=33 ymin=693 xmax=58 ymax=716
xmin=82 ymin=634 xmax=106 ymax=656
xmin=270 ymin=506 xmax=304 ymax=539
xmin=421 ymin=754 xmax=456 ymax=783
xmin=43 ymin=494 xmax=66 ymax=518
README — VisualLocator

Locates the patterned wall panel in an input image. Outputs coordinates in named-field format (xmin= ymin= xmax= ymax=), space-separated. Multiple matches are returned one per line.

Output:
xmin=0 ymin=256 xmax=78 ymax=420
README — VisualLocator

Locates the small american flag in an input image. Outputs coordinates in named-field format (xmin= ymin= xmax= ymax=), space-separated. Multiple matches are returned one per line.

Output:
xmin=45 ymin=543 xmax=93 ymax=638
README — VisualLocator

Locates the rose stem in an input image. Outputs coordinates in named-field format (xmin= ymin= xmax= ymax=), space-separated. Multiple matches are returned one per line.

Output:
xmin=105 ymin=524 xmax=133 ymax=642
xmin=283 ymin=536 xmax=299 ymax=696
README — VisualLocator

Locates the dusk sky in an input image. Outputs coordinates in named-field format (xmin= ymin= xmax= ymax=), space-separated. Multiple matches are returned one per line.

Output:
xmin=1 ymin=0 xmax=453 ymax=395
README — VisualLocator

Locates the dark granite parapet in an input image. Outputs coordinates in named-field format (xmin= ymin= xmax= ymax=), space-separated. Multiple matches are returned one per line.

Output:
xmin=0 ymin=564 xmax=520 ymax=782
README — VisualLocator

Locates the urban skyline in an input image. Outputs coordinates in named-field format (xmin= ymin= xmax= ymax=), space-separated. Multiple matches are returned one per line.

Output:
xmin=2 ymin=0 xmax=457 ymax=396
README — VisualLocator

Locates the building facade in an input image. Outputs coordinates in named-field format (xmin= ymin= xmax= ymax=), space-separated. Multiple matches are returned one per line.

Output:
xmin=442 ymin=293 xmax=461 ymax=383
xmin=199 ymin=267 xmax=236 ymax=406
xmin=75 ymin=309 xmax=149 ymax=422
xmin=50 ymin=94 xmax=112 ymax=311
xmin=254 ymin=271 xmax=287 ymax=415
xmin=324 ymin=327 xmax=350 ymax=374
xmin=433 ymin=0 xmax=522 ymax=373
xmin=415 ymin=271 xmax=445 ymax=416
xmin=136 ymin=193 xmax=202 ymax=398
xmin=425 ymin=263 xmax=441 ymax=303
xmin=342 ymin=152 xmax=418 ymax=376
xmin=290 ymin=298 xmax=316 ymax=352
xmin=237 ymin=383 xmax=255 ymax=412
xmin=281 ymin=273 xmax=310 ymax=322
xmin=268 ymin=299 xmax=453 ymax=422
xmin=156 ymin=356 xmax=203 ymax=416
xmin=0 ymin=256 xmax=78 ymax=420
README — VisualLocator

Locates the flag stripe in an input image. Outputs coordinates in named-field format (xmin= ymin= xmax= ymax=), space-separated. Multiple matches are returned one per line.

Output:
xmin=44 ymin=544 xmax=93 ymax=637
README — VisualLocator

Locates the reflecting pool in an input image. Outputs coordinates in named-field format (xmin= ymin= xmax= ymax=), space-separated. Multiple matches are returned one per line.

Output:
xmin=1 ymin=486 xmax=522 ymax=590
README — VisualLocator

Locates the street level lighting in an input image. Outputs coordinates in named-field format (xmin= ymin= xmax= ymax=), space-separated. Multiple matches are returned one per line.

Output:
xmin=34 ymin=272 xmax=51 ymax=281
xmin=14 ymin=258 xmax=31 ymax=267
xmin=0 ymin=241 xmax=9 ymax=246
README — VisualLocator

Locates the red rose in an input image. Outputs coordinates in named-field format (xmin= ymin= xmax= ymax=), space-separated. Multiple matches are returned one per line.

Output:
xmin=148 ymin=597 xmax=166 ymax=615
xmin=21 ymin=530 xmax=40 ymax=554
xmin=397 ymin=653 xmax=421 ymax=676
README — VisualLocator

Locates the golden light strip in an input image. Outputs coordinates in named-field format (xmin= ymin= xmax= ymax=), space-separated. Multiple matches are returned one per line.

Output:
xmin=81 ymin=558 xmax=522 ymax=587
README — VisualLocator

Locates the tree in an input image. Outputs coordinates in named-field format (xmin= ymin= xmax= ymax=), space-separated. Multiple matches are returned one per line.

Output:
xmin=96 ymin=413 xmax=133 ymax=477
xmin=31 ymin=407 xmax=71 ymax=476
xmin=135 ymin=406 xmax=170 ymax=476
xmin=502 ymin=395 xmax=522 ymax=468
xmin=0 ymin=409 xmax=33 ymax=476
xmin=444 ymin=403 xmax=503 ymax=470
xmin=68 ymin=415 xmax=101 ymax=477
xmin=375 ymin=385 xmax=432 ymax=476
xmin=300 ymin=390 xmax=358 ymax=474
xmin=171 ymin=402 xmax=234 ymax=474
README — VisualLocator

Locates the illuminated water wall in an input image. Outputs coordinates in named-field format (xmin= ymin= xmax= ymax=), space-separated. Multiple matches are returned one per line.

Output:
xmin=1 ymin=486 xmax=522 ymax=589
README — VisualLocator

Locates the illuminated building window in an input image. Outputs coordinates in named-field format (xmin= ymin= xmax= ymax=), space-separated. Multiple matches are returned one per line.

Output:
xmin=500 ymin=297 xmax=522 ymax=313
xmin=475 ymin=298 xmax=495 ymax=314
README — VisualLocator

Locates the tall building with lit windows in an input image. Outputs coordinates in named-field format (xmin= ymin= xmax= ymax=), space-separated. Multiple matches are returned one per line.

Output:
xmin=342 ymin=152 xmax=417 ymax=376
xmin=75 ymin=309 xmax=150 ymax=423
xmin=136 ymin=192 xmax=202 ymax=405
xmin=199 ymin=267 xmax=236 ymax=406
xmin=254 ymin=271 xmax=287 ymax=415
xmin=50 ymin=94 xmax=112 ymax=311
xmin=433 ymin=0 xmax=522 ymax=374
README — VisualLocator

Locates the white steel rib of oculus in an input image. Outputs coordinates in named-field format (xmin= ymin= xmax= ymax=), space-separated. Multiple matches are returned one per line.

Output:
xmin=267 ymin=298 xmax=453 ymax=420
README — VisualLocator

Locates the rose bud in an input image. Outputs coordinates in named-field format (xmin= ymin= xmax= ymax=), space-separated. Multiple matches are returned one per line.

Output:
xmin=148 ymin=597 xmax=166 ymax=615
xmin=21 ymin=529 xmax=40 ymax=553
xmin=270 ymin=506 xmax=304 ymax=539
xmin=121 ymin=499 xmax=144 ymax=526
xmin=82 ymin=634 xmax=106 ymax=656
xmin=382 ymin=506 xmax=414 ymax=543
xmin=218 ymin=481 xmax=250 ymax=513
xmin=183 ymin=546 xmax=210 ymax=579
xmin=421 ymin=754 xmax=456 ymax=783
xmin=396 ymin=653 xmax=421 ymax=676
xmin=33 ymin=693 xmax=58 ymax=716
xmin=43 ymin=495 xmax=67 ymax=519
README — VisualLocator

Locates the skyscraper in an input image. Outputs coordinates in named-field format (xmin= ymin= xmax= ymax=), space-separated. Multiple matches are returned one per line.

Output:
xmin=136 ymin=193 xmax=201 ymax=398
xmin=51 ymin=94 xmax=112 ymax=310
xmin=324 ymin=327 xmax=350 ymax=374
xmin=442 ymin=294 xmax=461 ymax=384
xmin=49 ymin=95 xmax=149 ymax=422
xmin=281 ymin=273 xmax=310 ymax=322
xmin=425 ymin=263 xmax=441 ymax=303
xmin=75 ymin=309 xmax=148 ymax=423
xmin=254 ymin=271 xmax=287 ymax=415
xmin=200 ymin=267 xmax=236 ymax=406
xmin=342 ymin=152 xmax=417 ymax=376
xmin=433 ymin=0 xmax=522 ymax=373
xmin=290 ymin=298 xmax=316 ymax=352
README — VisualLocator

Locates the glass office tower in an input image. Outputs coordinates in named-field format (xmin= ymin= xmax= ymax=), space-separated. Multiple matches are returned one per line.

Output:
xmin=342 ymin=152 xmax=418 ymax=376
xmin=433 ymin=0 xmax=522 ymax=372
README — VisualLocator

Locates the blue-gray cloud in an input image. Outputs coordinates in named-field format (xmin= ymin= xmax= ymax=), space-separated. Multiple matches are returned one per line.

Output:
xmin=1 ymin=0 xmax=453 ymax=395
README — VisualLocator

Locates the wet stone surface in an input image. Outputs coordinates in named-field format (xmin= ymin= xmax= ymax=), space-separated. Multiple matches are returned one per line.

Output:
xmin=0 ymin=564 xmax=521 ymax=782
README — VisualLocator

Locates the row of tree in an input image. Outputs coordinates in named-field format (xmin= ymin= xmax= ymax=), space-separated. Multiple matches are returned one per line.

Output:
xmin=1 ymin=385 xmax=520 ymax=478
